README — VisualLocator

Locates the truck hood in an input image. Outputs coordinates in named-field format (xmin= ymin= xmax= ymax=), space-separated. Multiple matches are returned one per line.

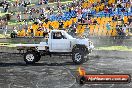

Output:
xmin=76 ymin=38 xmax=94 ymax=49
xmin=76 ymin=39 xmax=89 ymax=45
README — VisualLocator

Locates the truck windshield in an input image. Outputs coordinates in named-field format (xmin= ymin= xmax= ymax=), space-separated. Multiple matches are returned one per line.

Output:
xmin=64 ymin=31 xmax=74 ymax=39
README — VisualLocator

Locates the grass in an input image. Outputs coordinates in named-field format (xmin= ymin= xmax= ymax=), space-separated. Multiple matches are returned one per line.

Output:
xmin=0 ymin=12 xmax=11 ymax=17
xmin=27 ymin=4 xmax=35 ymax=7
xmin=8 ymin=0 xmax=16 ymax=2
xmin=96 ymin=46 xmax=132 ymax=51
xmin=0 ymin=34 xmax=10 ymax=38
xmin=0 ymin=43 xmax=16 ymax=47
xmin=0 ymin=13 xmax=6 ymax=17
xmin=8 ymin=20 xmax=33 ymax=26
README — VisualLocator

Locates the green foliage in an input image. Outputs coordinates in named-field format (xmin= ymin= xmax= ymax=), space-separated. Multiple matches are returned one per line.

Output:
xmin=96 ymin=46 xmax=132 ymax=51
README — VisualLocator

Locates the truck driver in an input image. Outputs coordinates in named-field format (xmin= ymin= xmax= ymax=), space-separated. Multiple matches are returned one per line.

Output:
xmin=53 ymin=32 xmax=65 ymax=39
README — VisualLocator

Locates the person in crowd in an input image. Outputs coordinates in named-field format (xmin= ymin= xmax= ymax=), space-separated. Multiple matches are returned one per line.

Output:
xmin=128 ymin=16 xmax=132 ymax=25
xmin=122 ymin=23 xmax=128 ymax=34
xmin=29 ymin=26 xmax=34 ymax=37
xmin=104 ymin=6 xmax=109 ymax=14
xmin=77 ymin=13 xmax=82 ymax=23
xmin=87 ymin=17 xmax=92 ymax=25
xmin=128 ymin=16 xmax=132 ymax=33
xmin=118 ymin=15 xmax=123 ymax=22
xmin=116 ymin=20 xmax=127 ymax=37
xmin=106 ymin=21 xmax=111 ymax=31
xmin=44 ymin=0 xmax=48 ymax=4
xmin=24 ymin=21 xmax=28 ymax=32
xmin=93 ymin=18 xmax=98 ymax=25
xmin=117 ymin=1 xmax=122 ymax=8
xmin=11 ymin=26 xmax=18 ymax=38
xmin=121 ymin=6 xmax=126 ymax=13
xmin=2 ymin=19 xmax=8 ymax=35
xmin=39 ymin=0 xmax=43 ymax=5
xmin=112 ymin=15 xmax=118 ymax=21
xmin=59 ymin=21 xmax=64 ymax=29
xmin=2 ymin=1 xmax=9 ymax=12
xmin=17 ymin=13 xmax=22 ymax=22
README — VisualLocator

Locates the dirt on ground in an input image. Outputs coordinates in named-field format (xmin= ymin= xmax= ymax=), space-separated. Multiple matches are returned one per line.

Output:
xmin=0 ymin=50 xmax=132 ymax=88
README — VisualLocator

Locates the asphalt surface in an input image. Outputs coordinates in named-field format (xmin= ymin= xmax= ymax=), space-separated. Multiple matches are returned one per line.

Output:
xmin=0 ymin=50 xmax=132 ymax=88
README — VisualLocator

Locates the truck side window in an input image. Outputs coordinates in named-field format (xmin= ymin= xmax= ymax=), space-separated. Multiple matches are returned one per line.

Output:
xmin=53 ymin=32 xmax=66 ymax=39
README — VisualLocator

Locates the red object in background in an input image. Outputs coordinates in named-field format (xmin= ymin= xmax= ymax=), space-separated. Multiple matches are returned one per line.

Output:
xmin=78 ymin=9 xmax=82 ymax=14
xmin=104 ymin=7 xmax=108 ymax=13
xmin=77 ymin=67 xmax=131 ymax=84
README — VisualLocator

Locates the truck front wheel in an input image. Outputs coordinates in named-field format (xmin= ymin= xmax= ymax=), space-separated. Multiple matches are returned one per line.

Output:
xmin=72 ymin=49 xmax=85 ymax=65
xmin=24 ymin=51 xmax=37 ymax=64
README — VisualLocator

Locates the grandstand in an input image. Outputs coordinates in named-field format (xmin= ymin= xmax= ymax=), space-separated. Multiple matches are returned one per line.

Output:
xmin=0 ymin=0 xmax=131 ymax=38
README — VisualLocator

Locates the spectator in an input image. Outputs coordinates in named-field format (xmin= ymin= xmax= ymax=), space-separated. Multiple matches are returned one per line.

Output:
xmin=59 ymin=21 xmax=64 ymax=29
xmin=28 ymin=0 xmax=31 ymax=4
xmin=30 ymin=26 xmax=34 ymax=37
xmin=77 ymin=7 xmax=82 ymax=14
xmin=121 ymin=6 xmax=126 ymax=13
xmin=3 ymin=2 xmax=9 ymax=12
xmin=122 ymin=23 xmax=128 ymax=33
xmin=117 ymin=2 xmax=122 ymax=8
xmin=117 ymin=15 xmax=123 ymax=22
xmin=128 ymin=16 xmax=132 ymax=25
xmin=87 ymin=17 xmax=92 ymax=25
xmin=44 ymin=17 xmax=49 ymax=23
xmin=36 ymin=18 xmax=42 ymax=24
xmin=128 ymin=21 xmax=132 ymax=33
xmin=106 ymin=21 xmax=111 ymax=30
xmin=77 ymin=13 xmax=82 ymax=23
xmin=116 ymin=21 xmax=126 ymax=37
xmin=87 ymin=8 xmax=91 ymax=13
xmin=2 ymin=19 xmax=8 ymax=35
xmin=23 ymin=1 xmax=28 ymax=13
xmin=101 ymin=0 xmax=105 ymax=3
xmin=11 ymin=26 xmax=18 ymax=38
xmin=0 ymin=20 xmax=2 ymax=29
xmin=93 ymin=18 xmax=98 ymax=25
xmin=82 ymin=8 xmax=87 ymax=13
xmin=39 ymin=0 xmax=43 ymax=5
xmin=57 ymin=0 xmax=61 ymax=9
xmin=70 ymin=20 xmax=77 ymax=36
xmin=112 ymin=15 xmax=118 ymax=21
xmin=44 ymin=0 xmax=48 ymax=4
xmin=104 ymin=6 xmax=109 ymax=13
xmin=24 ymin=21 xmax=28 ymax=31
xmin=17 ymin=13 xmax=22 ymax=22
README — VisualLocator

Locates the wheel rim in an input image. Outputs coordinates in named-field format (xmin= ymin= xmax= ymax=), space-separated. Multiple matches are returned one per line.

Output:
xmin=26 ymin=54 xmax=34 ymax=62
xmin=75 ymin=53 xmax=82 ymax=62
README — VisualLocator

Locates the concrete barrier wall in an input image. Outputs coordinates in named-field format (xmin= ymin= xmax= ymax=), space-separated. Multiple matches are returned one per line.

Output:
xmin=0 ymin=37 xmax=131 ymax=47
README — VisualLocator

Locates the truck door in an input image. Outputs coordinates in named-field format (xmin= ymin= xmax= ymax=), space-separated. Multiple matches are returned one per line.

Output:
xmin=51 ymin=32 xmax=71 ymax=52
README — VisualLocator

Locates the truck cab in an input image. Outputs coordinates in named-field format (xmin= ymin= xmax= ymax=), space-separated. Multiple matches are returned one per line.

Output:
xmin=48 ymin=30 xmax=75 ymax=52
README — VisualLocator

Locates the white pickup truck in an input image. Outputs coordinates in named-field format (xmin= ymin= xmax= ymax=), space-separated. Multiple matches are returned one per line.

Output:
xmin=15 ymin=30 xmax=94 ymax=64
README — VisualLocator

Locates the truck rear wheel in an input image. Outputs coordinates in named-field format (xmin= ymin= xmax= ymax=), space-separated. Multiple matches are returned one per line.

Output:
xmin=72 ymin=48 xmax=85 ymax=65
xmin=24 ymin=51 xmax=37 ymax=64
